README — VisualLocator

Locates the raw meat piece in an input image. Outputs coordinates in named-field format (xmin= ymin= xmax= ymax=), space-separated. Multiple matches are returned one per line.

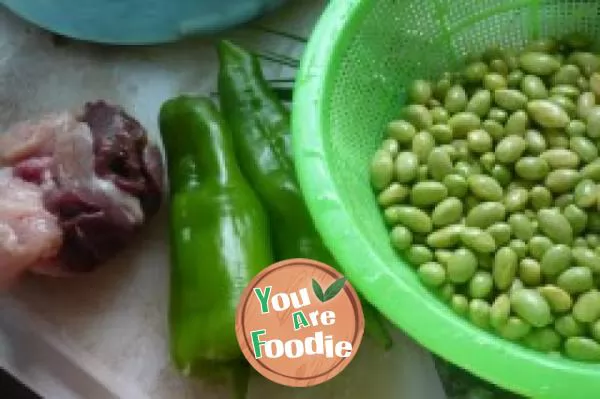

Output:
xmin=0 ymin=100 xmax=164 ymax=280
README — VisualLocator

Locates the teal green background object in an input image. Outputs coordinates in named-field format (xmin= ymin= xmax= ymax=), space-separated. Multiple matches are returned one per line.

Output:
xmin=1 ymin=0 xmax=287 ymax=44
xmin=292 ymin=0 xmax=600 ymax=398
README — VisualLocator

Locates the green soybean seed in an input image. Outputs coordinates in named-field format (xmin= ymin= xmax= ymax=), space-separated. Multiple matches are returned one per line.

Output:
xmin=484 ymin=73 xmax=508 ymax=91
xmin=572 ymin=247 xmax=600 ymax=273
xmin=447 ymin=248 xmax=478 ymax=283
xmin=490 ymin=58 xmax=509 ymax=75
xmin=370 ymin=150 xmax=394 ymax=190
xmin=466 ymin=202 xmax=507 ymax=228
xmin=525 ymin=129 xmax=547 ymax=155
xmin=417 ymin=165 xmax=429 ymax=181
xmin=545 ymin=169 xmax=580 ymax=194
xmin=410 ymin=181 xmax=448 ymax=207
xmin=494 ymin=89 xmax=528 ymax=111
xmin=426 ymin=224 xmax=463 ymax=248
xmin=549 ymin=95 xmax=577 ymax=118
xmin=538 ymin=285 xmax=573 ymax=313
xmin=490 ymin=294 xmax=511 ymax=329
xmin=540 ymin=148 xmax=580 ymax=169
xmin=574 ymin=179 xmax=597 ymax=208
xmin=435 ymin=249 xmax=453 ymax=265
xmin=567 ymin=119 xmax=587 ymax=137
xmin=448 ymin=112 xmax=482 ymax=138
xmin=578 ymin=76 xmax=590 ymax=91
xmin=451 ymin=294 xmax=469 ymax=316
xmin=409 ymin=79 xmax=433 ymax=104
xmin=581 ymin=159 xmax=600 ymax=181
xmin=381 ymin=139 xmax=399 ymax=156
xmin=553 ymin=64 xmax=581 ymax=86
xmin=568 ymin=52 xmax=600 ymax=77
xmin=482 ymin=119 xmax=505 ymax=141
xmin=403 ymin=104 xmax=433 ymax=130
xmin=541 ymin=244 xmax=572 ymax=277
xmin=529 ymin=235 xmax=553 ymax=260
xmin=587 ymin=106 xmax=600 ymax=138
xmin=443 ymin=174 xmax=468 ymax=198
xmin=509 ymin=239 xmax=528 ymax=258
xmin=412 ymin=131 xmax=435 ymax=164
xmin=431 ymin=107 xmax=450 ymax=124
xmin=573 ymin=290 xmax=600 ymax=323
xmin=515 ymin=157 xmax=550 ymax=181
xmin=493 ymin=246 xmax=519 ymax=290
xmin=464 ymin=61 xmax=489 ymax=82
xmin=387 ymin=120 xmax=417 ymax=143
xmin=587 ymin=233 xmax=600 ymax=248
xmin=495 ymin=135 xmax=527 ymax=163
xmin=489 ymin=107 xmax=509 ymax=123
xmin=520 ymin=52 xmax=561 ymax=75
xmin=507 ymin=69 xmax=524 ymax=87
xmin=377 ymin=183 xmax=409 ymax=207
xmin=521 ymin=75 xmax=548 ymax=99
xmin=557 ymin=267 xmax=594 ymax=295
xmin=555 ymin=314 xmax=584 ymax=337
xmin=434 ymin=77 xmax=452 ymax=101
xmin=405 ymin=245 xmax=434 ymax=266
xmin=570 ymin=136 xmax=598 ymax=163
xmin=404 ymin=245 xmax=433 ymax=266
xmin=480 ymin=152 xmax=496 ymax=172
xmin=432 ymin=197 xmax=463 ymax=227
xmin=469 ymin=271 xmax=494 ymax=299
xmin=469 ymin=299 xmax=491 ymax=329
xmin=591 ymin=73 xmax=600 ymax=97
xmin=439 ymin=283 xmax=456 ymax=302
xmin=505 ymin=110 xmax=529 ymax=136
xmin=445 ymin=85 xmax=468 ymax=114
xmin=509 ymin=213 xmax=535 ymax=241
xmin=527 ymin=100 xmax=570 ymax=128
xmin=418 ymin=262 xmax=446 ymax=287
xmin=430 ymin=124 xmax=454 ymax=144
xmin=386 ymin=206 xmax=433 ymax=233
xmin=395 ymin=151 xmax=419 ymax=183
xmin=487 ymin=223 xmax=512 ymax=247
xmin=466 ymin=89 xmax=492 ymax=117
xmin=546 ymin=131 xmax=570 ymax=149
xmin=524 ymin=328 xmax=562 ymax=352
xmin=591 ymin=320 xmax=600 ymax=342
xmin=577 ymin=92 xmax=596 ymax=119
xmin=510 ymin=288 xmax=553 ymax=327
xmin=467 ymin=129 xmax=493 ymax=153
xmin=390 ymin=225 xmax=413 ymax=251
xmin=565 ymin=337 xmax=600 ymax=362
xmin=574 ymin=237 xmax=588 ymax=247
xmin=551 ymin=85 xmax=581 ymax=99
xmin=530 ymin=186 xmax=553 ymax=210
xmin=564 ymin=204 xmax=588 ymax=235
xmin=468 ymin=174 xmax=503 ymax=201
xmin=460 ymin=227 xmax=496 ymax=253
xmin=504 ymin=187 xmax=529 ymax=212
xmin=499 ymin=317 xmax=532 ymax=340
xmin=519 ymin=258 xmax=542 ymax=286
xmin=491 ymin=164 xmax=513 ymax=187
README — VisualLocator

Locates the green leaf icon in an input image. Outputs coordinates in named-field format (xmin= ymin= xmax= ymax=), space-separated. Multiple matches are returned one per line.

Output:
xmin=312 ymin=279 xmax=325 ymax=302
xmin=323 ymin=277 xmax=347 ymax=302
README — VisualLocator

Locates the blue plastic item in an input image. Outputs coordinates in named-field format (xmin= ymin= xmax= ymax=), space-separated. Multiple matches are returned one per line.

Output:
xmin=1 ymin=0 xmax=288 ymax=45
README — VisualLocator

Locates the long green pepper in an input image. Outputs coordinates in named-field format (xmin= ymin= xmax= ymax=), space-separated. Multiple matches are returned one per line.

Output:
xmin=217 ymin=40 xmax=392 ymax=349
xmin=159 ymin=96 xmax=273 ymax=397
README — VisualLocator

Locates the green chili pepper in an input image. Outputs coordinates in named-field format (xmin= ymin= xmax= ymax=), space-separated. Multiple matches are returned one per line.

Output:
xmin=217 ymin=40 xmax=393 ymax=349
xmin=159 ymin=96 xmax=273 ymax=397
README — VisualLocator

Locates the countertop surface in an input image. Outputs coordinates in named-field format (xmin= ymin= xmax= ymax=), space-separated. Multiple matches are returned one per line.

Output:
xmin=0 ymin=2 xmax=446 ymax=398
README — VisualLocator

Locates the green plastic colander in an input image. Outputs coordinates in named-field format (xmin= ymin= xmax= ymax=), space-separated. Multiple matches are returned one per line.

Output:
xmin=292 ymin=1 xmax=600 ymax=398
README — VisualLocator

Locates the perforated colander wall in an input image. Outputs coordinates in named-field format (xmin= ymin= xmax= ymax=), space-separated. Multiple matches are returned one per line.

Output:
xmin=324 ymin=0 xmax=600 ymax=283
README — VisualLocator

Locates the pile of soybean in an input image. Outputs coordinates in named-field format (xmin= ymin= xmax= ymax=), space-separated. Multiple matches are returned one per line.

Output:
xmin=370 ymin=34 xmax=600 ymax=362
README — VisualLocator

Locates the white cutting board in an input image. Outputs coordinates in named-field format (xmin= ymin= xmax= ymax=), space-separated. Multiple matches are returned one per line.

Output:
xmin=0 ymin=2 xmax=446 ymax=398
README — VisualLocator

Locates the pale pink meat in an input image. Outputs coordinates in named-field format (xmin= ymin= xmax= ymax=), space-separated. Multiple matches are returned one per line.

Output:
xmin=0 ymin=175 xmax=62 ymax=288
